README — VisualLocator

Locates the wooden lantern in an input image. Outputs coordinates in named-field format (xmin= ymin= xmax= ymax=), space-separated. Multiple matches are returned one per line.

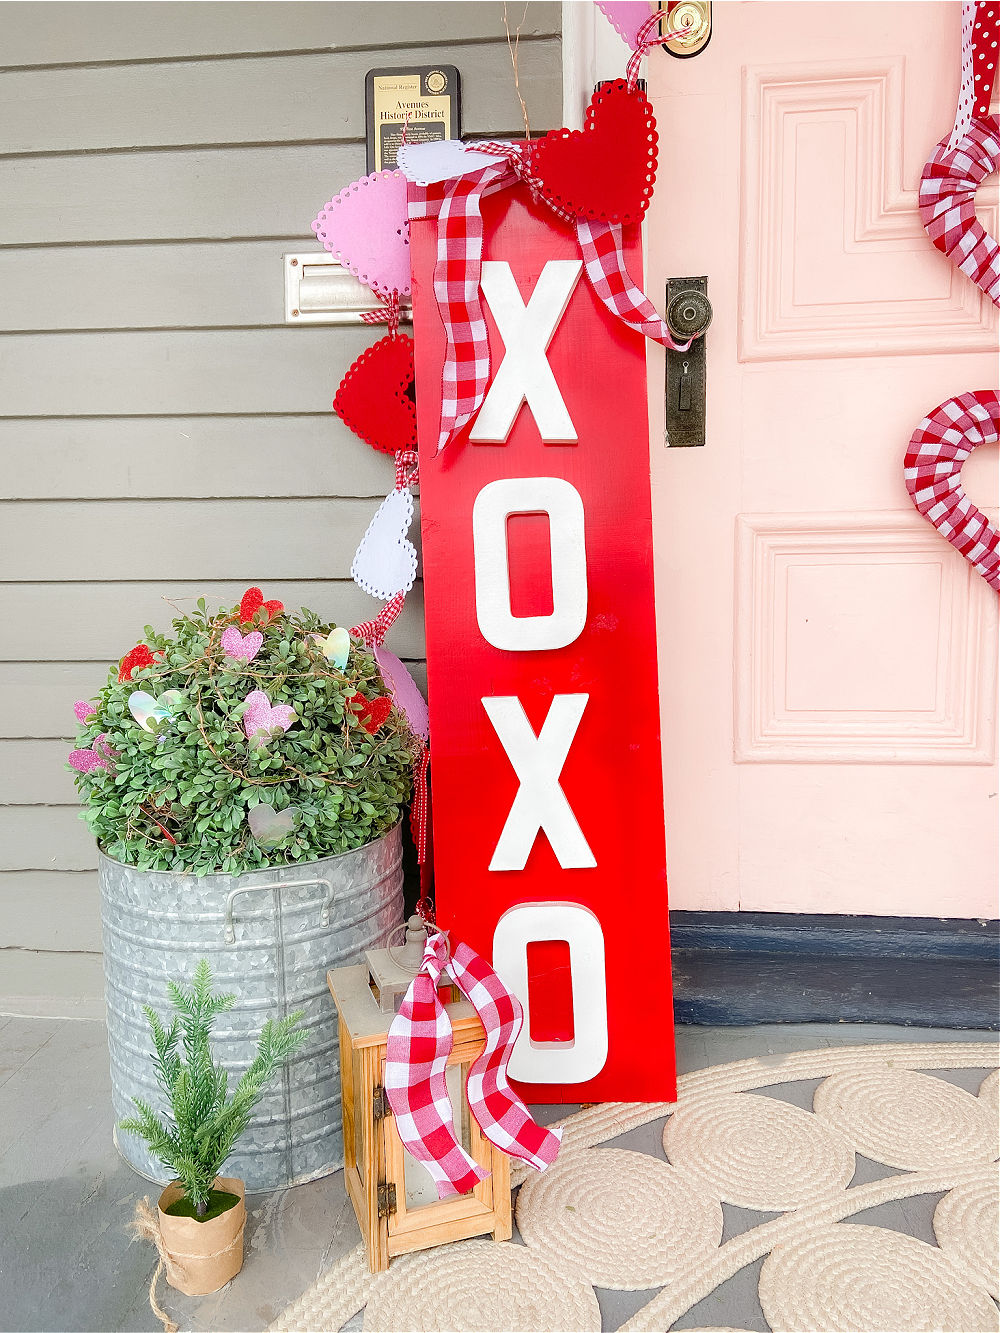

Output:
xmin=328 ymin=962 xmax=512 ymax=1273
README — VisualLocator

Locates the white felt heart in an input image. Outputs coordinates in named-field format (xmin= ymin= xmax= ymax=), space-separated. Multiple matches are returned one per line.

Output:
xmin=247 ymin=803 xmax=301 ymax=848
xmin=396 ymin=139 xmax=500 ymax=186
xmin=351 ymin=487 xmax=418 ymax=601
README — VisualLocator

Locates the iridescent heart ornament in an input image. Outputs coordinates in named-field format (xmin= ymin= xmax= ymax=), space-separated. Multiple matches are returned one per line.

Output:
xmin=243 ymin=689 xmax=296 ymax=746
xmin=312 ymin=170 xmax=411 ymax=300
xmin=247 ymin=803 xmax=301 ymax=848
xmin=129 ymin=689 xmax=184 ymax=733
xmin=313 ymin=627 xmax=351 ymax=669
xmin=68 ymin=734 xmax=114 ymax=774
xmin=375 ymin=646 xmax=429 ymax=741
xmin=221 ymin=626 xmax=264 ymax=663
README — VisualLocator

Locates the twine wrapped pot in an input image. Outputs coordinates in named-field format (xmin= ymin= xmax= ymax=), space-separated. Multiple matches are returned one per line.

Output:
xmin=156 ymin=1177 xmax=246 ymax=1295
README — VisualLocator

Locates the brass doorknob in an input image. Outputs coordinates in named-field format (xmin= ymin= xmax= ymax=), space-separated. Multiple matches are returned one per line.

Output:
xmin=666 ymin=288 xmax=713 ymax=340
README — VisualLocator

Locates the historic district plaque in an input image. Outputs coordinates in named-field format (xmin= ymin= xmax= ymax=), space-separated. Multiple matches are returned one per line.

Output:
xmin=365 ymin=66 xmax=462 ymax=173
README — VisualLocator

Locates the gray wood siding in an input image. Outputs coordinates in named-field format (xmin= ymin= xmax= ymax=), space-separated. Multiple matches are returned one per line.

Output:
xmin=0 ymin=1 xmax=561 ymax=1008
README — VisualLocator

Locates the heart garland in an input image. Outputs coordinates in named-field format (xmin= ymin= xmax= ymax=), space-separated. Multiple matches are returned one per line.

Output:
xmin=529 ymin=79 xmax=658 ymax=226
xmin=312 ymin=169 xmax=411 ymax=301
xmin=334 ymin=334 xmax=417 ymax=456
xmin=905 ymin=390 xmax=999 ymax=590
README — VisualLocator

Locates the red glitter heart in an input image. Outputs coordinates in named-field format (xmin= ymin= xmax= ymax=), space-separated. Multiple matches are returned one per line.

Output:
xmin=348 ymin=692 xmax=393 ymax=734
xmin=118 ymin=645 xmax=159 ymax=683
xmin=239 ymin=587 xmax=284 ymax=625
xmin=529 ymin=80 xmax=658 ymax=227
xmin=334 ymin=335 xmax=417 ymax=456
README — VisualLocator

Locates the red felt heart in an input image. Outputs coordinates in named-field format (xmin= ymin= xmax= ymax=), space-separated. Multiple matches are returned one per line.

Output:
xmin=529 ymin=80 xmax=658 ymax=227
xmin=348 ymin=692 xmax=393 ymax=734
xmin=334 ymin=335 xmax=417 ymax=456
xmin=239 ymin=587 xmax=284 ymax=625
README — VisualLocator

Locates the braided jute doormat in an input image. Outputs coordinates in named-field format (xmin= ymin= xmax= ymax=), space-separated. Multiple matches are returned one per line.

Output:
xmin=271 ymin=1042 xmax=1000 ymax=1332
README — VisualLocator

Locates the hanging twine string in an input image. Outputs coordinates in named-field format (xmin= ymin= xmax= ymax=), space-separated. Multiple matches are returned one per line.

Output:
xmin=502 ymin=0 xmax=532 ymax=138
xmin=626 ymin=9 xmax=694 ymax=90
xmin=129 ymin=1199 xmax=181 ymax=1333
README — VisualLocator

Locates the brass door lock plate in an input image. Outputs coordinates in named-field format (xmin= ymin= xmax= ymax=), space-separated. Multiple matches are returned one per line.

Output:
xmin=658 ymin=1 xmax=712 ymax=57
xmin=664 ymin=276 xmax=712 ymax=448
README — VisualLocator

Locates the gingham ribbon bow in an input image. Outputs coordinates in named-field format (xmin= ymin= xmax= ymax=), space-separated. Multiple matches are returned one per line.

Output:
xmin=384 ymin=930 xmax=562 ymax=1198
xmin=408 ymin=145 xmax=691 ymax=453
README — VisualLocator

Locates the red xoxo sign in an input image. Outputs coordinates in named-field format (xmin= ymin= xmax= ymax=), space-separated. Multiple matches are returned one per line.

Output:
xmin=412 ymin=184 xmax=676 ymax=1102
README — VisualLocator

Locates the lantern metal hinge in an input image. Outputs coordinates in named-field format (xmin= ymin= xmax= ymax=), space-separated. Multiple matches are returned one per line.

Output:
xmin=377 ymin=1182 xmax=397 ymax=1217
xmin=372 ymin=1085 xmax=390 ymax=1120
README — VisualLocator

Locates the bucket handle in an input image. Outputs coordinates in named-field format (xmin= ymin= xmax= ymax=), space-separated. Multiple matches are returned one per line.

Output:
xmin=224 ymin=876 xmax=335 ymax=945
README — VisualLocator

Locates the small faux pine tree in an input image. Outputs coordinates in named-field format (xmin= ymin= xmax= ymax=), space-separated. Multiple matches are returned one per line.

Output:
xmin=120 ymin=960 xmax=307 ymax=1217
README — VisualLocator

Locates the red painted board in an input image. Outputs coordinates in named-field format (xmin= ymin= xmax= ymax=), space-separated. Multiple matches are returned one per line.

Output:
xmin=410 ymin=183 xmax=675 ymax=1103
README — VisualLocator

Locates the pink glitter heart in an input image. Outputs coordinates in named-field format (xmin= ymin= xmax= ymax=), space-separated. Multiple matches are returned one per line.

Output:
xmin=242 ymin=689 xmax=296 ymax=745
xmin=69 ymin=733 xmax=113 ymax=773
xmin=595 ymin=0 xmax=654 ymax=49
xmin=221 ymin=627 xmax=264 ymax=663
xmin=73 ymin=699 xmax=97 ymax=723
xmin=312 ymin=170 xmax=411 ymax=300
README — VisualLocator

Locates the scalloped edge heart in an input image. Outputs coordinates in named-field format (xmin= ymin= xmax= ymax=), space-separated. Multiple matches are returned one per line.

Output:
xmin=334 ymin=334 xmax=417 ymax=456
xmin=529 ymin=79 xmax=658 ymax=227
xmin=312 ymin=170 xmax=411 ymax=300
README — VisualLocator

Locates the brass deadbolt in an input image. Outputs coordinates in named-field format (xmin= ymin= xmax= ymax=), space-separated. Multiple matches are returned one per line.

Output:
xmin=660 ymin=1 xmax=712 ymax=57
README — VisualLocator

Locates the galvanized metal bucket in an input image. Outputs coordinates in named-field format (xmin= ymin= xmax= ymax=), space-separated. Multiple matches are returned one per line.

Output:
xmin=101 ymin=825 xmax=403 ymax=1192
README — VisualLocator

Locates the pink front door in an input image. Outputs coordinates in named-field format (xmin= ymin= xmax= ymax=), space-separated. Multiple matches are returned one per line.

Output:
xmin=646 ymin=1 xmax=998 ymax=918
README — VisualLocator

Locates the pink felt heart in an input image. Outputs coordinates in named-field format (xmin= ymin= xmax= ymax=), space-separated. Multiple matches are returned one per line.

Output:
xmin=529 ymin=80 xmax=658 ymax=226
xmin=312 ymin=170 xmax=411 ymax=300
xmin=221 ymin=627 xmax=263 ymax=663
xmin=73 ymin=700 xmax=97 ymax=723
xmin=375 ymin=647 xmax=429 ymax=742
xmin=595 ymin=0 xmax=654 ymax=49
xmin=242 ymin=689 xmax=296 ymax=745
xmin=69 ymin=734 xmax=113 ymax=773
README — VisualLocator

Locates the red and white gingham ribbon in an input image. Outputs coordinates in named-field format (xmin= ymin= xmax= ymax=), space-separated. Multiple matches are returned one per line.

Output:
xmin=920 ymin=114 xmax=1000 ymax=306
xmin=384 ymin=931 xmax=562 ymax=1198
xmin=904 ymin=390 xmax=1000 ymax=591
xmin=409 ymin=142 xmax=691 ymax=452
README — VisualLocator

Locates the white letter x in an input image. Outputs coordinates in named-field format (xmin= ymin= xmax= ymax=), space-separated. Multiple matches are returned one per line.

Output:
xmin=470 ymin=260 xmax=582 ymax=443
xmin=483 ymin=694 xmax=597 ymax=871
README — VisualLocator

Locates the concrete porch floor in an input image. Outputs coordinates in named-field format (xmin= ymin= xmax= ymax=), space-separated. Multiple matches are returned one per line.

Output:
xmin=0 ymin=1016 xmax=995 ymax=1333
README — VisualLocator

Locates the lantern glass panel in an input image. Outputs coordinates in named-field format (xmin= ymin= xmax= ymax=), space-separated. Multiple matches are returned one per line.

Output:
xmin=402 ymin=1061 xmax=473 ymax=1208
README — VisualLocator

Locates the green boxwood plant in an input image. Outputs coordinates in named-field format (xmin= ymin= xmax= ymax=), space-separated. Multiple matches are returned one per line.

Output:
xmin=68 ymin=593 xmax=417 ymax=874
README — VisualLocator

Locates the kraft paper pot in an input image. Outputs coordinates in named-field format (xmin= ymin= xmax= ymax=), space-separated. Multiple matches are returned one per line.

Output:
xmin=156 ymin=1177 xmax=246 ymax=1295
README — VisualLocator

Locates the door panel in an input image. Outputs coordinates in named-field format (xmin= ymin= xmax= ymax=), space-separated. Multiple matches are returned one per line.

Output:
xmin=647 ymin=1 xmax=998 ymax=917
